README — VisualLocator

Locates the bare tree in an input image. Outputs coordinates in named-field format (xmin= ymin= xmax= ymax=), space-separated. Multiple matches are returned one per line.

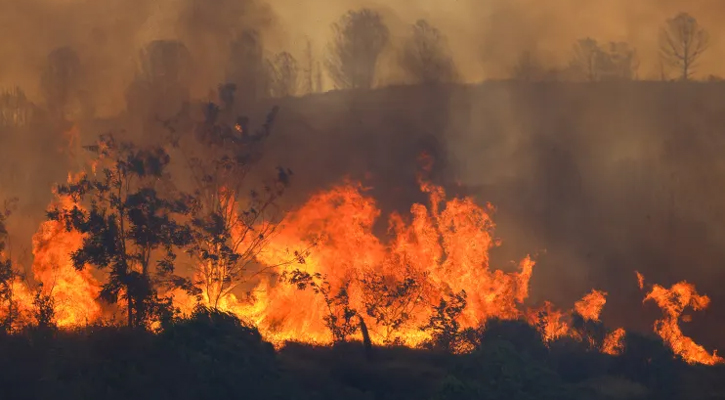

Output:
xmin=40 ymin=47 xmax=85 ymax=121
xmin=326 ymin=9 xmax=390 ymax=89
xmin=600 ymin=42 xmax=640 ymax=81
xmin=302 ymin=39 xmax=314 ymax=94
xmin=659 ymin=12 xmax=709 ymax=81
xmin=182 ymin=88 xmax=300 ymax=309
xmin=125 ymin=40 xmax=194 ymax=120
xmin=399 ymin=20 xmax=458 ymax=84
xmin=569 ymin=38 xmax=605 ymax=82
xmin=569 ymin=38 xmax=638 ymax=82
xmin=0 ymin=87 xmax=34 ymax=128
xmin=511 ymin=51 xmax=545 ymax=82
xmin=227 ymin=29 xmax=267 ymax=104
xmin=266 ymin=51 xmax=299 ymax=98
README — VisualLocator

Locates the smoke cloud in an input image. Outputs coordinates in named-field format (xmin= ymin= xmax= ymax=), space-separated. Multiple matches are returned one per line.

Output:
xmin=0 ymin=0 xmax=724 ymax=348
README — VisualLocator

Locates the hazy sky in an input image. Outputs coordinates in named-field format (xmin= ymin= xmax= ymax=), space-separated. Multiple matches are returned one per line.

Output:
xmin=0 ymin=0 xmax=724 ymax=111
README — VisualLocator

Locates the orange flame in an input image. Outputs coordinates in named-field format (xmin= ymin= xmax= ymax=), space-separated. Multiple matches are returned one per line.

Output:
xmin=232 ymin=179 xmax=537 ymax=346
xmin=31 ymin=192 xmax=102 ymax=327
xmin=641 ymin=274 xmax=722 ymax=365
xmin=602 ymin=327 xmax=626 ymax=355
xmin=575 ymin=289 xmax=608 ymax=322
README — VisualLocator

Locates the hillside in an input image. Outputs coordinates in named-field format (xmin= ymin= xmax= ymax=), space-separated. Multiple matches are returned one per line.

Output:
xmin=243 ymin=81 xmax=725 ymax=349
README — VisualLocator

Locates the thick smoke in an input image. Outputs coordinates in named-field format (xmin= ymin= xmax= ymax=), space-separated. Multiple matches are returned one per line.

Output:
xmin=0 ymin=0 xmax=724 ymax=349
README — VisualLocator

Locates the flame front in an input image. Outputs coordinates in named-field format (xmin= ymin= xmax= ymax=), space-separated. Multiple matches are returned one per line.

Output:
xmin=31 ymin=194 xmax=102 ymax=327
xmin=205 ymin=180 xmax=536 ymax=346
xmin=641 ymin=275 xmax=722 ymax=365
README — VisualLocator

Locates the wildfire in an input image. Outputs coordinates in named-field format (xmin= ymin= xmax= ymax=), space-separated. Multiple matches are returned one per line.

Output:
xmin=1 ymin=126 xmax=720 ymax=367
xmin=574 ymin=289 xmax=607 ymax=322
xmin=235 ymin=179 xmax=536 ymax=346
xmin=31 ymin=192 xmax=102 ymax=327
xmin=641 ymin=275 xmax=722 ymax=365
xmin=602 ymin=328 xmax=626 ymax=355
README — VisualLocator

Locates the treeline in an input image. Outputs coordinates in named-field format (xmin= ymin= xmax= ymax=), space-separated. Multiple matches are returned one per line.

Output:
xmin=0 ymin=307 xmax=724 ymax=400
xmin=0 ymin=9 xmax=715 ymax=136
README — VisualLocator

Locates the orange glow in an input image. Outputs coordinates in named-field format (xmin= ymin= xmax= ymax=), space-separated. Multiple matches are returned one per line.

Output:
xmin=207 ymin=179 xmax=539 ymax=346
xmin=31 ymin=191 xmax=102 ymax=328
xmin=636 ymin=271 xmax=645 ymax=290
xmin=526 ymin=301 xmax=570 ymax=342
xmin=574 ymin=289 xmax=607 ymax=321
xmin=602 ymin=328 xmax=626 ymax=355
xmin=641 ymin=274 xmax=722 ymax=365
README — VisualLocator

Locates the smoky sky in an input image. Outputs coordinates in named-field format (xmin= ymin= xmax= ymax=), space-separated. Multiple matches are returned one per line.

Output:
xmin=1 ymin=0 xmax=725 ymax=349
xmin=2 ymin=0 xmax=725 ymax=112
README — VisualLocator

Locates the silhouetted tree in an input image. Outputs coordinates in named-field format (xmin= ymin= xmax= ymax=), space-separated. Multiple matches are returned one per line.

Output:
xmin=40 ymin=46 xmax=86 ymax=121
xmin=266 ymin=51 xmax=299 ymax=98
xmin=617 ymin=332 xmax=681 ymax=399
xmin=511 ymin=51 xmax=546 ymax=81
xmin=360 ymin=266 xmax=423 ymax=344
xmin=0 ymin=87 xmax=35 ymax=128
xmin=31 ymin=283 xmax=56 ymax=330
xmin=600 ymin=42 xmax=639 ymax=81
xmin=0 ymin=202 xmax=14 ymax=332
xmin=420 ymin=290 xmax=467 ymax=352
xmin=437 ymin=339 xmax=574 ymax=400
xmin=570 ymin=38 xmax=602 ymax=82
xmin=0 ymin=199 xmax=21 ymax=333
xmin=303 ymin=38 xmax=315 ymax=94
xmin=126 ymin=40 xmax=193 ymax=120
xmin=49 ymin=136 xmax=191 ymax=328
xmin=326 ymin=9 xmax=390 ymax=89
xmin=182 ymin=91 xmax=294 ymax=309
xmin=227 ymin=29 xmax=267 ymax=105
xmin=155 ymin=306 xmax=282 ymax=399
xmin=286 ymin=270 xmax=358 ymax=343
xmin=479 ymin=319 xmax=548 ymax=360
xmin=569 ymin=38 xmax=638 ymax=82
xmin=400 ymin=20 xmax=458 ymax=84
xmin=659 ymin=12 xmax=709 ymax=81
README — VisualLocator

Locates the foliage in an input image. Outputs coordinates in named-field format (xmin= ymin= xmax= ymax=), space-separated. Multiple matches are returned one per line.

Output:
xmin=615 ymin=332 xmax=683 ymax=399
xmin=286 ymin=269 xmax=359 ymax=343
xmin=0 ymin=198 xmax=21 ymax=333
xmin=49 ymin=135 xmax=192 ymax=328
xmin=125 ymin=40 xmax=193 ymax=119
xmin=659 ymin=12 xmax=709 ymax=81
xmin=326 ymin=9 xmax=390 ymax=89
xmin=510 ymin=51 xmax=547 ymax=82
xmin=40 ymin=46 xmax=87 ymax=121
xmin=181 ymin=88 xmax=293 ymax=309
xmin=434 ymin=340 xmax=579 ymax=400
xmin=32 ymin=284 xmax=56 ymax=330
xmin=0 ymin=312 xmax=722 ymax=399
xmin=0 ymin=87 xmax=35 ymax=128
xmin=399 ymin=20 xmax=458 ymax=84
xmin=569 ymin=38 xmax=639 ymax=81
xmin=478 ymin=318 xmax=548 ymax=361
xmin=266 ymin=51 xmax=300 ymax=97
xmin=360 ymin=267 xmax=423 ymax=344
xmin=227 ymin=29 xmax=267 ymax=104
xmin=420 ymin=290 xmax=468 ymax=352
xmin=153 ymin=306 xmax=284 ymax=399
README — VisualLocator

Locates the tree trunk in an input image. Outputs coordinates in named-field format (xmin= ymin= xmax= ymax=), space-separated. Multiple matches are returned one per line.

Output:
xmin=127 ymin=295 xmax=133 ymax=327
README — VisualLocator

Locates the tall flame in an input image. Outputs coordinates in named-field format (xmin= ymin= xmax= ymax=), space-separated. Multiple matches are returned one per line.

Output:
xmin=641 ymin=275 xmax=722 ymax=365
xmin=31 ymin=191 xmax=102 ymax=327
xmin=230 ymin=180 xmax=537 ymax=346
